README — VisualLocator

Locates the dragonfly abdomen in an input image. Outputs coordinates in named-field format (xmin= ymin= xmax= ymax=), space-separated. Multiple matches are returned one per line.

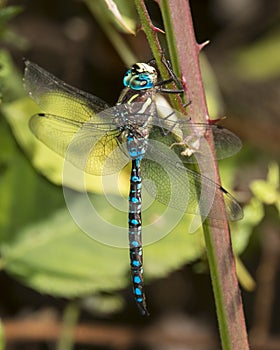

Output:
xmin=128 ymin=158 xmax=149 ymax=316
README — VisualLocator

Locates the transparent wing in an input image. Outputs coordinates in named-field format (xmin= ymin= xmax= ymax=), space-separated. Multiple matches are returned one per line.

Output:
xmin=25 ymin=61 xmax=131 ymax=175
xmin=174 ymin=122 xmax=242 ymax=160
xmin=24 ymin=60 xmax=110 ymax=122
xmin=141 ymin=140 xmax=243 ymax=221
xmin=29 ymin=112 xmax=130 ymax=175
xmin=151 ymin=104 xmax=242 ymax=160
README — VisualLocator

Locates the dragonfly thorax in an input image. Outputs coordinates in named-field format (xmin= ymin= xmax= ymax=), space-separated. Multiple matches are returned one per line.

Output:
xmin=117 ymin=117 xmax=150 ymax=160
xmin=114 ymin=97 xmax=155 ymax=127
xmin=125 ymin=129 xmax=148 ymax=160
xmin=123 ymin=63 xmax=158 ymax=91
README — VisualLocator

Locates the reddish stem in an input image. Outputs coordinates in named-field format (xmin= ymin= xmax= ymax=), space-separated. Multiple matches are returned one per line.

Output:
xmin=162 ymin=1 xmax=249 ymax=349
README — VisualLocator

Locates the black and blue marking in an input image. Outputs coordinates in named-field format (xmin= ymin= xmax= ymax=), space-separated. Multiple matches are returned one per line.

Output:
xmin=125 ymin=126 xmax=149 ymax=315
xmin=128 ymin=158 xmax=148 ymax=315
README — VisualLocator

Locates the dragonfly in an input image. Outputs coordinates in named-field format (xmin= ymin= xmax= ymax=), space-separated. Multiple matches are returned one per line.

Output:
xmin=24 ymin=59 xmax=243 ymax=316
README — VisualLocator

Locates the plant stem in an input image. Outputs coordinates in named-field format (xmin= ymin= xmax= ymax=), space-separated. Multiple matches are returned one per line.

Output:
xmin=134 ymin=0 xmax=185 ymax=113
xmin=57 ymin=301 xmax=80 ymax=350
xmin=134 ymin=1 xmax=249 ymax=347
xmin=158 ymin=1 xmax=249 ymax=349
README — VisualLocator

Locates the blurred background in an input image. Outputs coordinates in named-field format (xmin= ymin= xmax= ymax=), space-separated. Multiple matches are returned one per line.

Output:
xmin=0 ymin=0 xmax=279 ymax=349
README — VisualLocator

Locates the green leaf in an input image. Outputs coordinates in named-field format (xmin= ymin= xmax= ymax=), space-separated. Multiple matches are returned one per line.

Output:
xmin=102 ymin=0 xmax=137 ymax=34
xmin=0 ymin=53 xmax=65 ymax=242
xmin=0 ymin=113 xmax=65 ymax=243
xmin=235 ymin=257 xmax=255 ymax=292
xmin=0 ymin=6 xmax=22 ymax=26
xmin=250 ymin=162 xmax=280 ymax=209
xmin=0 ymin=50 xmax=25 ymax=102
xmin=87 ymin=0 xmax=138 ymax=35
xmin=231 ymin=197 xmax=264 ymax=255
xmin=231 ymin=163 xmax=279 ymax=256
xmin=234 ymin=27 xmax=280 ymax=80
xmin=1 ymin=191 xmax=204 ymax=300
xmin=2 ymin=96 xmax=131 ymax=194
xmin=267 ymin=162 xmax=280 ymax=188
xmin=0 ymin=201 xmax=128 ymax=297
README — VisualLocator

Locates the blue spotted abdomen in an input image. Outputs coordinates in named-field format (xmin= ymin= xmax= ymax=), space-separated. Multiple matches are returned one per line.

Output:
xmin=128 ymin=156 xmax=149 ymax=316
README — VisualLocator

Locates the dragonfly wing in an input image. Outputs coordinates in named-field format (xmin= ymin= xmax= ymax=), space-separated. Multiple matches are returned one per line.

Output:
xmin=24 ymin=60 xmax=110 ymax=122
xmin=211 ymin=125 xmax=242 ymax=159
xmin=24 ymin=62 xmax=130 ymax=175
xmin=30 ymin=113 xmax=126 ymax=175
xmin=170 ymin=123 xmax=242 ymax=161
xmin=141 ymin=141 xmax=243 ymax=221
xmin=151 ymin=107 xmax=242 ymax=160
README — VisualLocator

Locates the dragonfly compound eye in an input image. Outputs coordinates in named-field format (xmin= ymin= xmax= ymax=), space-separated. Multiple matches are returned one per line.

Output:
xmin=123 ymin=63 xmax=158 ymax=91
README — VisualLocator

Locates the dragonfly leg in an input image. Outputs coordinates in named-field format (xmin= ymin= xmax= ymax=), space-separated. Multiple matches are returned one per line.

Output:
xmin=170 ymin=135 xmax=203 ymax=157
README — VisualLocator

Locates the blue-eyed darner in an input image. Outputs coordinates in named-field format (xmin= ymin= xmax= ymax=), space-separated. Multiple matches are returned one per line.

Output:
xmin=24 ymin=59 xmax=243 ymax=316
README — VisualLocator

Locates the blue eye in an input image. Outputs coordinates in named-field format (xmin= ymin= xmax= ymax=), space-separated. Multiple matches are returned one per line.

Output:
xmin=123 ymin=70 xmax=154 ymax=90
xmin=123 ymin=69 xmax=132 ymax=87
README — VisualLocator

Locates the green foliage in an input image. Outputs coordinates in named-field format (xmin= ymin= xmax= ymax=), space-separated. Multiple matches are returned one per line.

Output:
xmin=0 ymin=194 xmax=204 ymax=298
xmin=1 ymin=0 xmax=274 ymax=318
xmin=250 ymin=163 xmax=280 ymax=212
xmin=0 ymin=5 xmax=21 ymax=25
xmin=87 ymin=0 xmax=138 ymax=34
xmin=0 ymin=50 xmax=25 ymax=103
xmin=235 ymin=162 xmax=280 ymax=253
xmin=0 ymin=5 xmax=22 ymax=38
xmin=234 ymin=27 xmax=280 ymax=80
xmin=0 ymin=113 xmax=64 ymax=242
xmin=230 ymin=163 xmax=279 ymax=291
xmin=0 ymin=4 xmax=26 ymax=49
xmin=0 ymin=204 xmax=129 ymax=297
xmin=0 ymin=52 xmax=65 ymax=243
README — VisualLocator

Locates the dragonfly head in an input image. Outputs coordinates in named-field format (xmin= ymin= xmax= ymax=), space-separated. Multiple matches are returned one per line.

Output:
xmin=123 ymin=63 xmax=158 ymax=91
